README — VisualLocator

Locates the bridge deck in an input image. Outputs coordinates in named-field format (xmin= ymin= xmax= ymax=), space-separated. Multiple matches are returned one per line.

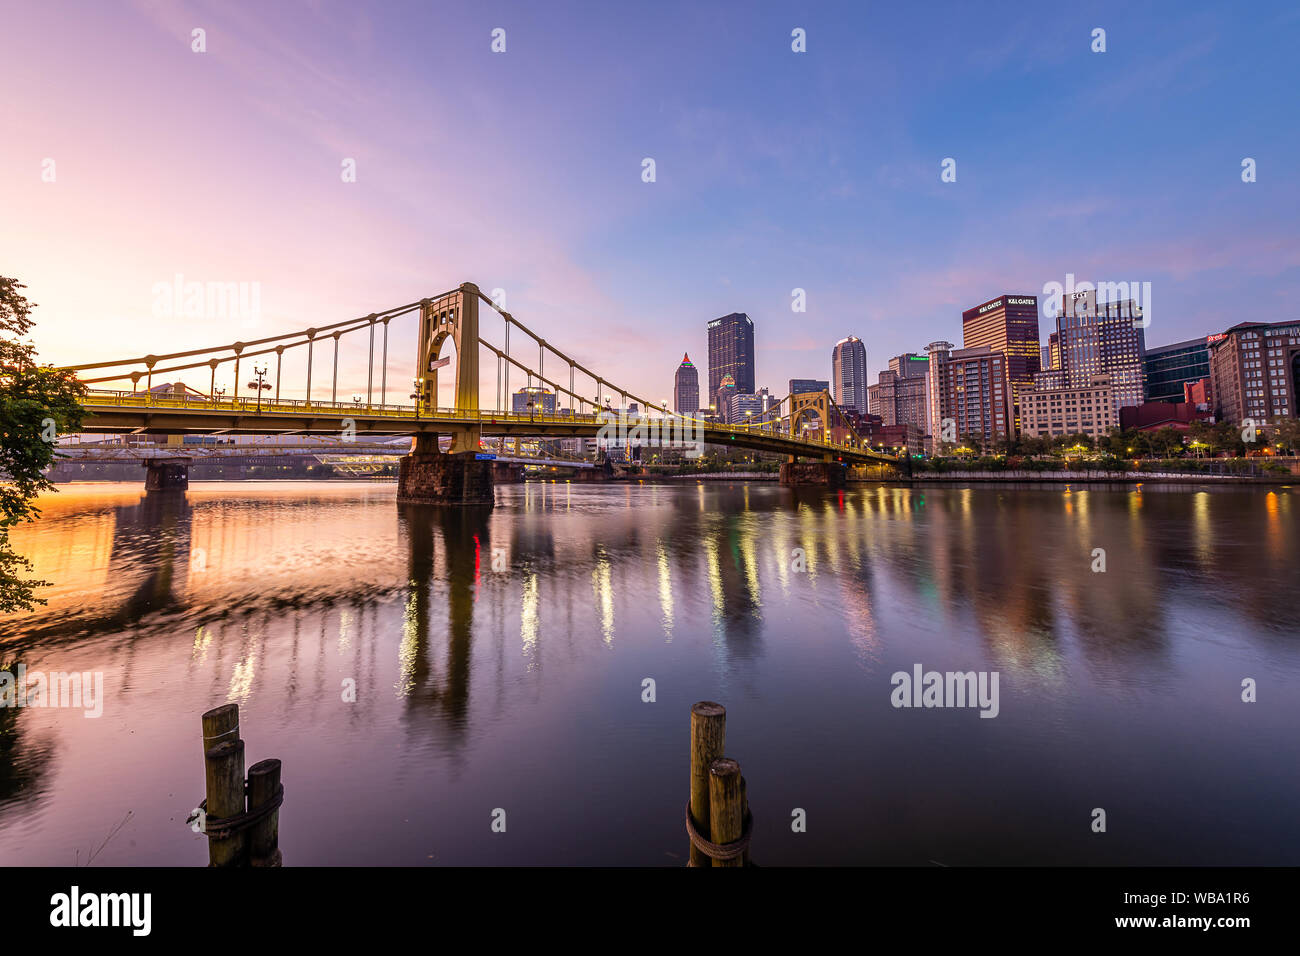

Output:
xmin=75 ymin=391 xmax=898 ymax=464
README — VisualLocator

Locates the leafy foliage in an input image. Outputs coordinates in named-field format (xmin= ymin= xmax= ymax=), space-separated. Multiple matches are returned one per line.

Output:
xmin=0 ymin=276 xmax=86 ymax=611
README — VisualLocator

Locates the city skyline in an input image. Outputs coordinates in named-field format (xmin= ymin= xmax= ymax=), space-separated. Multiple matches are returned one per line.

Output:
xmin=4 ymin=1 xmax=1298 ymax=409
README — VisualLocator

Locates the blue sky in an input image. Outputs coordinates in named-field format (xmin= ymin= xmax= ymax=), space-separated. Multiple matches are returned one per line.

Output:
xmin=4 ymin=0 xmax=1298 ymax=405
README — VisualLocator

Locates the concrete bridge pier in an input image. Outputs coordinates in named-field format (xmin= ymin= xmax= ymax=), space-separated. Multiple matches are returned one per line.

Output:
xmin=571 ymin=458 xmax=614 ymax=482
xmin=144 ymin=457 xmax=191 ymax=492
xmin=397 ymin=433 xmax=495 ymax=507
xmin=492 ymin=462 xmax=525 ymax=484
xmin=779 ymin=457 xmax=847 ymax=489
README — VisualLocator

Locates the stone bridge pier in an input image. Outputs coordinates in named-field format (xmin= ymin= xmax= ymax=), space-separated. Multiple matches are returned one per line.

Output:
xmin=143 ymin=457 xmax=191 ymax=492
xmin=492 ymin=461 xmax=525 ymax=484
xmin=779 ymin=456 xmax=847 ymax=488
xmin=397 ymin=434 xmax=495 ymax=506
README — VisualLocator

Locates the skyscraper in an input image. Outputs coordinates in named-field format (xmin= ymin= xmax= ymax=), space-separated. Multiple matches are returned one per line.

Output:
xmin=832 ymin=336 xmax=867 ymax=412
xmin=961 ymin=294 xmax=1041 ymax=428
xmin=1048 ymin=288 xmax=1146 ymax=417
xmin=876 ymin=354 xmax=930 ymax=430
xmin=673 ymin=353 xmax=699 ymax=414
xmin=888 ymin=353 xmax=929 ymax=378
xmin=789 ymin=378 xmax=829 ymax=396
xmin=715 ymin=374 xmax=737 ymax=423
xmin=926 ymin=342 xmax=1011 ymax=447
xmin=707 ymin=313 xmax=755 ymax=398
xmin=924 ymin=340 xmax=955 ymax=445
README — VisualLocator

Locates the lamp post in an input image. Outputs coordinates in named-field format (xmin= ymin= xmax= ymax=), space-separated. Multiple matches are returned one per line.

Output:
xmin=246 ymin=364 xmax=271 ymax=413
xmin=410 ymin=378 xmax=423 ymax=420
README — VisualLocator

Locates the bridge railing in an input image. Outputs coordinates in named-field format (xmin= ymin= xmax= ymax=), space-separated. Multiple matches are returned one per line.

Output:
xmin=79 ymin=390 xmax=890 ymax=458
xmin=81 ymin=389 xmax=611 ymax=424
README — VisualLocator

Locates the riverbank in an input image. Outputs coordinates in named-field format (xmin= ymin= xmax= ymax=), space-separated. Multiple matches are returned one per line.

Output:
xmin=897 ymin=470 xmax=1293 ymax=485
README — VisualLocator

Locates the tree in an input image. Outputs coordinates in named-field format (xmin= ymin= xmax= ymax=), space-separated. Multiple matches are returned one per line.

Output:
xmin=1053 ymin=432 xmax=1093 ymax=456
xmin=1 ymin=277 xmax=85 ymax=611
xmin=1018 ymin=434 xmax=1051 ymax=457
xmin=1101 ymin=427 xmax=1140 ymax=459
xmin=1267 ymin=416 xmax=1300 ymax=454
xmin=1147 ymin=426 xmax=1185 ymax=459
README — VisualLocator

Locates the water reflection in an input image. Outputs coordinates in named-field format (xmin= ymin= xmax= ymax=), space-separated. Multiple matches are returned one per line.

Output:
xmin=0 ymin=481 xmax=1297 ymax=865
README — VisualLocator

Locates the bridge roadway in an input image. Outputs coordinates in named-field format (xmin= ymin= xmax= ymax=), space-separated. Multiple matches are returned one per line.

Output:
xmin=76 ymin=391 xmax=898 ymax=465
xmin=56 ymin=441 xmax=596 ymax=470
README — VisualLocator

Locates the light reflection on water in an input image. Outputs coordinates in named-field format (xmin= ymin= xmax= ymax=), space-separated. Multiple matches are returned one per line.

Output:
xmin=1 ymin=480 xmax=1298 ymax=866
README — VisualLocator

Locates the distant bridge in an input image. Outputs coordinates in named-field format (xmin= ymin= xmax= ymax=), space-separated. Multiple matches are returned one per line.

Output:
xmin=54 ymin=440 xmax=596 ymax=470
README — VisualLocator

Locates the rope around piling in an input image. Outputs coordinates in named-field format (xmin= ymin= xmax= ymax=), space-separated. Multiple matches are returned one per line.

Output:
xmin=685 ymin=800 xmax=752 ymax=864
xmin=195 ymin=782 xmax=285 ymax=840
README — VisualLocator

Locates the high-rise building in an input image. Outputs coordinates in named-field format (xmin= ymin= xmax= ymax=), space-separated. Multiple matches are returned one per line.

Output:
xmin=1021 ymin=374 xmax=1116 ymax=440
xmin=726 ymin=388 xmax=775 ymax=427
xmin=876 ymin=354 xmax=930 ymax=431
xmin=832 ymin=336 xmax=868 ymax=412
xmin=866 ymin=383 xmax=882 ymax=417
xmin=789 ymin=378 xmax=829 ymax=396
xmin=708 ymin=313 xmax=755 ymax=398
xmin=1143 ymin=337 xmax=1211 ymax=404
xmin=924 ymin=340 xmax=955 ymax=445
xmin=888 ymin=353 xmax=930 ymax=378
xmin=674 ymin=353 xmax=699 ymax=414
xmin=961 ymin=295 xmax=1041 ymax=427
xmin=512 ymin=386 xmax=556 ymax=415
xmin=1051 ymin=289 xmax=1146 ymax=418
xmin=1047 ymin=332 xmax=1060 ymax=371
xmin=1207 ymin=321 xmax=1300 ymax=425
xmin=926 ymin=344 xmax=1012 ymax=447
xmin=715 ymin=374 xmax=737 ymax=423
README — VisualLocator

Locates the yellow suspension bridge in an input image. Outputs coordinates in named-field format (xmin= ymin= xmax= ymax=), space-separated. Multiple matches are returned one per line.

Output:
xmin=56 ymin=282 xmax=899 ymax=502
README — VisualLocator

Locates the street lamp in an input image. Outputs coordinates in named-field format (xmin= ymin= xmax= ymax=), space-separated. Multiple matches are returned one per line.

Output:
xmin=246 ymin=364 xmax=271 ymax=413
xmin=410 ymin=377 xmax=423 ymax=420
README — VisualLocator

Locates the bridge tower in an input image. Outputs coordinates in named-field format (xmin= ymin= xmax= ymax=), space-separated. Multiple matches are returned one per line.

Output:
xmin=783 ymin=389 xmax=847 ymax=488
xmin=398 ymin=283 xmax=495 ymax=506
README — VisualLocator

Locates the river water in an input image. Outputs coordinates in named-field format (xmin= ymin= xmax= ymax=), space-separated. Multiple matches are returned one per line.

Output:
xmin=1 ymin=480 xmax=1297 ymax=865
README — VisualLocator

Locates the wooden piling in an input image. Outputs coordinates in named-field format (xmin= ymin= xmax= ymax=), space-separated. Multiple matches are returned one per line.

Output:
xmin=689 ymin=701 xmax=726 ymax=867
xmin=201 ymin=703 xmax=240 ymax=759
xmin=204 ymin=738 xmax=247 ymax=866
xmin=202 ymin=704 xmax=246 ymax=867
xmin=248 ymin=758 xmax=283 ymax=867
xmin=708 ymin=757 xmax=744 ymax=868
